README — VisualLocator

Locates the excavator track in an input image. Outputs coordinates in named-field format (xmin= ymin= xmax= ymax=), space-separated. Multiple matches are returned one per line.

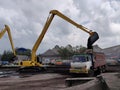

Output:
xmin=18 ymin=66 xmax=45 ymax=73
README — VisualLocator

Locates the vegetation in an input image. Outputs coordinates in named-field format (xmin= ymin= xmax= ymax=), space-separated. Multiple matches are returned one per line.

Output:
xmin=1 ymin=50 xmax=15 ymax=62
xmin=1 ymin=45 xmax=86 ymax=61
xmin=1 ymin=48 xmax=31 ymax=62
xmin=58 ymin=47 xmax=73 ymax=59
xmin=57 ymin=44 xmax=87 ymax=59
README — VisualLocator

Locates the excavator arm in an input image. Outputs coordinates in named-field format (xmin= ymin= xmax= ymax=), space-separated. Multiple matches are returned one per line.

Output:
xmin=31 ymin=10 xmax=99 ymax=62
xmin=0 ymin=25 xmax=16 ymax=56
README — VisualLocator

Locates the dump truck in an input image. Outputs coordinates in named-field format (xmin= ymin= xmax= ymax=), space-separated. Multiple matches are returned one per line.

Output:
xmin=70 ymin=50 xmax=106 ymax=76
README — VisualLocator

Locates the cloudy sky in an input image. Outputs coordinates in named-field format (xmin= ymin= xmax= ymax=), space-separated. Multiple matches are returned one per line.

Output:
xmin=0 ymin=0 xmax=120 ymax=54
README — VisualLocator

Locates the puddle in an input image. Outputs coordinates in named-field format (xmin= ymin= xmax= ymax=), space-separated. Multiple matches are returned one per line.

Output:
xmin=0 ymin=74 xmax=8 ymax=78
xmin=0 ymin=70 xmax=38 ymax=79
xmin=0 ymin=71 xmax=17 ymax=77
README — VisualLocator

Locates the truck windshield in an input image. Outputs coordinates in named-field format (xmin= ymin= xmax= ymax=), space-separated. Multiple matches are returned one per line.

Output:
xmin=73 ymin=56 xmax=87 ymax=62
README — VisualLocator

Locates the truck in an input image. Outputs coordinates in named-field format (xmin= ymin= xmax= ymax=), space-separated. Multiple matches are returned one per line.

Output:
xmin=70 ymin=50 xmax=106 ymax=76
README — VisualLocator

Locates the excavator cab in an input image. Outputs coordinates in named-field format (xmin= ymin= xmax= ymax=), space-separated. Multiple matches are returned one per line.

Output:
xmin=87 ymin=32 xmax=99 ymax=49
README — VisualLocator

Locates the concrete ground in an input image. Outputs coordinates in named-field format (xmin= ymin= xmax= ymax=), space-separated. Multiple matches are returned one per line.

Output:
xmin=102 ymin=72 xmax=120 ymax=90
xmin=65 ymin=73 xmax=120 ymax=90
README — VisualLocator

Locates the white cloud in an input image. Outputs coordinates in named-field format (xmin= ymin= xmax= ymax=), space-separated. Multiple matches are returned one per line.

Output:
xmin=110 ymin=23 xmax=120 ymax=34
xmin=0 ymin=0 xmax=120 ymax=54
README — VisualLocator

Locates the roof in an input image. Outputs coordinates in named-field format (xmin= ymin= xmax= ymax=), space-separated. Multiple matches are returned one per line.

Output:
xmin=41 ymin=49 xmax=59 ymax=57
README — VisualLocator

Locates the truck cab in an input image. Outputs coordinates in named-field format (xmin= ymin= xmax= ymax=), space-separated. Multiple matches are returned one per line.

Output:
xmin=70 ymin=54 xmax=93 ymax=74
xmin=70 ymin=52 xmax=106 ymax=76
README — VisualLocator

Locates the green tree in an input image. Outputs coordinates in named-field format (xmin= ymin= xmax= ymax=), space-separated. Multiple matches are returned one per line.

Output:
xmin=58 ymin=45 xmax=74 ymax=59
xmin=74 ymin=45 xmax=87 ymax=54
xmin=1 ymin=50 xmax=15 ymax=62
xmin=79 ymin=45 xmax=87 ymax=53
xmin=57 ymin=45 xmax=87 ymax=59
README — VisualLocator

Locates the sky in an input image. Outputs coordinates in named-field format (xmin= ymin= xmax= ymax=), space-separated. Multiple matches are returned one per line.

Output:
xmin=0 ymin=0 xmax=120 ymax=54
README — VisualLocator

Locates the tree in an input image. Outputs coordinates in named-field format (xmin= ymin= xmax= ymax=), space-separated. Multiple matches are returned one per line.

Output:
xmin=74 ymin=45 xmax=87 ymax=54
xmin=58 ymin=47 xmax=73 ymax=59
xmin=79 ymin=45 xmax=87 ymax=53
xmin=1 ymin=50 xmax=15 ymax=62
xmin=57 ymin=44 xmax=87 ymax=59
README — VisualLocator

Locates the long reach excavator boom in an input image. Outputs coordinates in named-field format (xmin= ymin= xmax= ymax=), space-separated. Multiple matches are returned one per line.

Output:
xmin=19 ymin=10 xmax=99 ymax=69
xmin=0 ymin=25 xmax=16 ymax=56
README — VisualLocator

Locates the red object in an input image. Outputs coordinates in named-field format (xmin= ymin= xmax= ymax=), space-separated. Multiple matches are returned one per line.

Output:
xmin=94 ymin=52 xmax=106 ymax=68
xmin=55 ymin=61 xmax=62 ymax=65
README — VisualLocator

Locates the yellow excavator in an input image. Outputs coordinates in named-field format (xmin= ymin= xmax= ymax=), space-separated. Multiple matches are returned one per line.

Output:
xmin=18 ymin=10 xmax=99 ymax=72
xmin=0 ymin=25 xmax=16 ymax=56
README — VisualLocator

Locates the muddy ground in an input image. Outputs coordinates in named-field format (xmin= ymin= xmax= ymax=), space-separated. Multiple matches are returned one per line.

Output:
xmin=0 ymin=65 xmax=119 ymax=90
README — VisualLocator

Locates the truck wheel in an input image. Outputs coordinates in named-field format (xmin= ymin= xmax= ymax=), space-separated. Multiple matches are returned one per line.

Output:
xmin=65 ymin=80 xmax=72 ymax=87
xmin=102 ymin=66 xmax=106 ymax=73
xmin=94 ymin=68 xmax=101 ymax=76
xmin=88 ymin=69 xmax=94 ymax=77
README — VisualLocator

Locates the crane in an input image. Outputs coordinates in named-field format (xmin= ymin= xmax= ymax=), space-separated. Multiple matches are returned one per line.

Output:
xmin=19 ymin=10 xmax=99 ymax=71
xmin=0 ymin=25 xmax=16 ymax=56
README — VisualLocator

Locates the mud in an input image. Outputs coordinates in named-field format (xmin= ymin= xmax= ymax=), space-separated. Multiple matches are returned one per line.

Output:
xmin=0 ymin=65 xmax=119 ymax=90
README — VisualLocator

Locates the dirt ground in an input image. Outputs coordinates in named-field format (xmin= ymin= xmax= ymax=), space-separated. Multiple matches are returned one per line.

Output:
xmin=0 ymin=65 xmax=120 ymax=90
xmin=0 ymin=72 xmax=120 ymax=90
xmin=0 ymin=73 xmax=69 ymax=90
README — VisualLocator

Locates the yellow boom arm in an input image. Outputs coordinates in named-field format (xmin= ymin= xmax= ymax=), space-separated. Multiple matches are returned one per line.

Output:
xmin=31 ymin=10 xmax=98 ymax=62
xmin=0 ymin=25 xmax=16 ymax=56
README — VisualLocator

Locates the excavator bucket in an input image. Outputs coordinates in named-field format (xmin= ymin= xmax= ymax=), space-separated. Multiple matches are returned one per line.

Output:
xmin=87 ymin=32 xmax=99 ymax=49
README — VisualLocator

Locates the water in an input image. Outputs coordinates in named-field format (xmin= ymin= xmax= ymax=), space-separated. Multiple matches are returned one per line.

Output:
xmin=0 ymin=70 xmax=34 ymax=78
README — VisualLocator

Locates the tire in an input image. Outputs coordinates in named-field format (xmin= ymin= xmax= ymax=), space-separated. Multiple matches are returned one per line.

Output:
xmin=102 ymin=65 xmax=106 ymax=73
xmin=94 ymin=68 xmax=101 ymax=76
xmin=65 ymin=80 xmax=72 ymax=87
xmin=88 ymin=69 xmax=94 ymax=77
